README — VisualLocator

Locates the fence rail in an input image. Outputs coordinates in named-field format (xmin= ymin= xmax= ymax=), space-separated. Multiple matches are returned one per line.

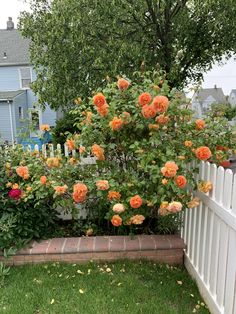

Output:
xmin=182 ymin=161 xmax=236 ymax=314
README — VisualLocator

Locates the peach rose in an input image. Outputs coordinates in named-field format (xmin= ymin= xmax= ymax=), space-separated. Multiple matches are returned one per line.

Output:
xmin=158 ymin=202 xmax=169 ymax=216
xmin=161 ymin=161 xmax=179 ymax=178
xmin=156 ymin=115 xmax=169 ymax=125
xmin=112 ymin=203 xmax=125 ymax=214
xmin=96 ymin=180 xmax=109 ymax=190
xmin=72 ymin=183 xmax=88 ymax=203
xmin=168 ymin=201 xmax=183 ymax=213
xmin=97 ymin=103 xmax=109 ymax=117
xmin=6 ymin=182 xmax=12 ymax=188
xmin=142 ymin=105 xmax=157 ymax=119
xmin=108 ymin=191 xmax=121 ymax=201
xmin=152 ymin=95 xmax=169 ymax=113
xmin=187 ymin=197 xmax=200 ymax=209
xmin=16 ymin=166 xmax=29 ymax=180
xmin=198 ymin=181 xmax=213 ymax=193
xmin=40 ymin=124 xmax=50 ymax=131
xmin=46 ymin=157 xmax=60 ymax=168
xmin=130 ymin=195 xmax=143 ymax=209
xmin=148 ymin=124 xmax=159 ymax=130
xmin=111 ymin=215 xmax=122 ymax=226
xmin=93 ymin=93 xmax=106 ymax=108
xmin=138 ymin=92 xmax=152 ymax=107
xmin=162 ymin=178 xmax=168 ymax=185
xmin=109 ymin=117 xmax=123 ymax=131
xmin=79 ymin=146 xmax=86 ymax=154
xmin=69 ymin=157 xmax=77 ymax=165
xmin=117 ymin=78 xmax=130 ymax=90
xmin=66 ymin=139 xmax=75 ymax=151
xmin=74 ymin=97 xmax=82 ymax=105
xmin=12 ymin=183 xmax=19 ymax=189
xmin=195 ymin=146 xmax=212 ymax=161
xmin=130 ymin=215 xmax=145 ymax=225
xmin=54 ymin=185 xmax=68 ymax=195
xmin=184 ymin=140 xmax=193 ymax=147
xmin=40 ymin=176 xmax=47 ymax=185
xmin=175 ymin=175 xmax=187 ymax=189
xmin=91 ymin=144 xmax=105 ymax=161
xmin=195 ymin=119 xmax=205 ymax=130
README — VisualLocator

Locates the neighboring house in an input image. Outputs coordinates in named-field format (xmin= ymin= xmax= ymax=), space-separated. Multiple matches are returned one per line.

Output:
xmin=0 ymin=17 xmax=58 ymax=144
xmin=192 ymin=86 xmax=226 ymax=117
xmin=229 ymin=89 xmax=236 ymax=108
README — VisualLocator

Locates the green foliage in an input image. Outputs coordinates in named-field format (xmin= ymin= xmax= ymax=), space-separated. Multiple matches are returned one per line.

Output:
xmin=19 ymin=0 xmax=236 ymax=110
xmin=210 ymin=103 xmax=236 ymax=120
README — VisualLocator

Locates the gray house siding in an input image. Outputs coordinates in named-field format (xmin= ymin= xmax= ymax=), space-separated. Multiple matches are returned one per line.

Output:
xmin=0 ymin=66 xmax=20 ymax=90
xmin=0 ymin=103 xmax=13 ymax=142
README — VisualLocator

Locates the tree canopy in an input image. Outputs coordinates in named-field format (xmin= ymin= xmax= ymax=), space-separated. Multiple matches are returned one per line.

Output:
xmin=19 ymin=0 xmax=236 ymax=110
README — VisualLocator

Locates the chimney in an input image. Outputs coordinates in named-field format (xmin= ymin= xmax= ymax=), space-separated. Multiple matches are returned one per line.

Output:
xmin=7 ymin=17 xmax=14 ymax=30
xmin=214 ymin=84 xmax=217 ymax=89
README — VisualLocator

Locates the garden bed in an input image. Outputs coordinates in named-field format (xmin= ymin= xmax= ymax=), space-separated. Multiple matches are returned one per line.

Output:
xmin=0 ymin=235 xmax=185 ymax=266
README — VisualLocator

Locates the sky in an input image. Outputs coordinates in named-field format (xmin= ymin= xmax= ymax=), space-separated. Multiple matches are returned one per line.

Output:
xmin=1 ymin=0 xmax=236 ymax=96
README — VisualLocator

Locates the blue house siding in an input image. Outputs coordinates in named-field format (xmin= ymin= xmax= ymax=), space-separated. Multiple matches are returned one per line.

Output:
xmin=13 ymin=92 xmax=29 ymax=141
xmin=0 ymin=66 xmax=20 ymax=90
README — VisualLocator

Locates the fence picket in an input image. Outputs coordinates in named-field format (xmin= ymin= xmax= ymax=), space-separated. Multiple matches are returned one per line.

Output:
xmin=223 ymin=169 xmax=233 ymax=210
xmin=232 ymin=174 xmax=236 ymax=214
xmin=215 ymin=166 xmax=225 ymax=204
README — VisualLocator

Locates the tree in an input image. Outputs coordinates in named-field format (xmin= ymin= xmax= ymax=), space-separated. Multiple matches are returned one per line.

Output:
xmin=19 ymin=0 xmax=236 ymax=110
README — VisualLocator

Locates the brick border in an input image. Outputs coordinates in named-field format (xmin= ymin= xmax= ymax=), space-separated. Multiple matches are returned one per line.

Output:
xmin=0 ymin=235 xmax=185 ymax=266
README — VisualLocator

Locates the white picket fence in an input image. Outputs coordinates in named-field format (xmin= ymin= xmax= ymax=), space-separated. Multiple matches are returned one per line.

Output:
xmin=182 ymin=161 xmax=236 ymax=314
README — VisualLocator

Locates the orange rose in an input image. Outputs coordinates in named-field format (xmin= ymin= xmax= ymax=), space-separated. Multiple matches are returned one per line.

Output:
xmin=117 ymin=78 xmax=130 ymax=90
xmin=130 ymin=214 xmax=145 ymax=225
xmin=16 ymin=166 xmax=29 ymax=180
xmin=184 ymin=140 xmax=193 ymax=147
xmin=138 ymin=92 xmax=152 ymax=107
xmin=46 ymin=157 xmax=60 ymax=168
xmin=142 ymin=105 xmax=157 ymax=119
xmin=40 ymin=176 xmax=47 ymax=185
xmin=161 ymin=161 xmax=179 ymax=178
xmin=97 ymin=103 xmax=109 ymax=117
xmin=91 ymin=144 xmax=105 ymax=161
xmin=112 ymin=203 xmax=125 ymax=214
xmin=111 ymin=215 xmax=122 ymax=227
xmin=72 ymin=183 xmax=88 ymax=203
xmin=66 ymin=139 xmax=75 ymax=151
xmin=175 ymin=175 xmax=187 ymax=189
xmin=156 ymin=115 xmax=169 ymax=125
xmin=130 ymin=195 xmax=143 ymax=209
xmin=69 ymin=157 xmax=77 ymax=165
xmin=168 ymin=201 xmax=183 ymax=213
xmin=152 ymin=95 xmax=169 ymax=113
xmin=195 ymin=119 xmax=205 ymax=130
xmin=54 ymin=185 xmax=68 ymax=195
xmin=148 ymin=124 xmax=159 ymax=130
xmin=109 ymin=117 xmax=123 ymax=131
xmin=195 ymin=146 xmax=212 ymax=161
xmin=108 ymin=191 xmax=121 ymax=201
xmin=40 ymin=124 xmax=50 ymax=131
xmin=93 ymin=93 xmax=106 ymax=108
xmin=96 ymin=180 xmax=109 ymax=190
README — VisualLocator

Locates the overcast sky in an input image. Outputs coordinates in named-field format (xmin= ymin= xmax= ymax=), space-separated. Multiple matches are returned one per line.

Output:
xmin=1 ymin=0 xmax=236 ymax=96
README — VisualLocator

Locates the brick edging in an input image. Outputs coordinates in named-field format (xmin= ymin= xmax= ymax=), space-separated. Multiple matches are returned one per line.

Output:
xmin=0 ymin=235 xmax=186 ymax=266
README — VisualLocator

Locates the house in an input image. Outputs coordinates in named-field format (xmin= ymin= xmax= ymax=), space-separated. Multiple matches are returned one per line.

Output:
xmin=0 ymin=17 xmax=58 ymax=145
xmin=192 ymin=85 xmax=226 ymax=117
xmin=229 ymin=89 xmax=236 ymax=107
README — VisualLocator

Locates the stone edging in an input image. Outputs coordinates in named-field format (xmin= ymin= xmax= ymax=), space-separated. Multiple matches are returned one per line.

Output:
xmin=0 ymin=235 xmax=186 ymax=266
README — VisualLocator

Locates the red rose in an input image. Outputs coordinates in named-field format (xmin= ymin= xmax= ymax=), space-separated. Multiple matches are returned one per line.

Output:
xmin=8 ymin=189 xmax=22 ymax=200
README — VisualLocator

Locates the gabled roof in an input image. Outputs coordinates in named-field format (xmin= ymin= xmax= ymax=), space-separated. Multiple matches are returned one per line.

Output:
xmin=0 ymin=90 xmax=25 ymax=101
xmin=230 ymin=89 xmax=236 ymax=95
xmin=193 ymin=88 xmax=226 ymax=104
xmin=0 ymin=29 xmax=30 ymax=66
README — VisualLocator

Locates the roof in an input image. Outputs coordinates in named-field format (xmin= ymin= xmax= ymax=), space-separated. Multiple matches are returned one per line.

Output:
xmin=230 ymin=89 xmax=236 ymax=95
xmin=0 ymin=90 xmax=25 ymax=101
xmin=0 ymin=29 xmax=30 ymax=66
xmin=193 ymin=88 xmax=226 ymax=104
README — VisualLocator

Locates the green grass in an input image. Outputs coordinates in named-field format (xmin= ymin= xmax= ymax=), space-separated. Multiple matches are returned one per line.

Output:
xmin=0 ymin=261 xmax=209 ymax=314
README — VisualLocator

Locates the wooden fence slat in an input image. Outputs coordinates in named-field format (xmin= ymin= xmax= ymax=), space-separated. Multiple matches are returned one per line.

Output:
xmin=231 ymin=174 xmax=236 ymax=214
xmin=224 ymin=229 xmax=236 ymax=314
xmin=215 ymin=166 xmax=225 ymax=204
xmin=223 ymin=169 xmax=233 ymax=210
xmin=210 ymin=163 xmax=217 ymax=200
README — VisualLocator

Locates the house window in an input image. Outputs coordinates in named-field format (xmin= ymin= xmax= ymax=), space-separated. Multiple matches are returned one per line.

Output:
xmin=19 ymin=67 xmax=32 ymax=89
xmin=30 ymin=109 xmax=40 ymax=130
xmin=18 ymin=106 xmax=24 ymax=119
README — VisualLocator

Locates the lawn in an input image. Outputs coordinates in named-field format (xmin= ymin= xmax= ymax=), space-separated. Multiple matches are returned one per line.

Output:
xmin=0 ymin=260 xmax=209 ymax=314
